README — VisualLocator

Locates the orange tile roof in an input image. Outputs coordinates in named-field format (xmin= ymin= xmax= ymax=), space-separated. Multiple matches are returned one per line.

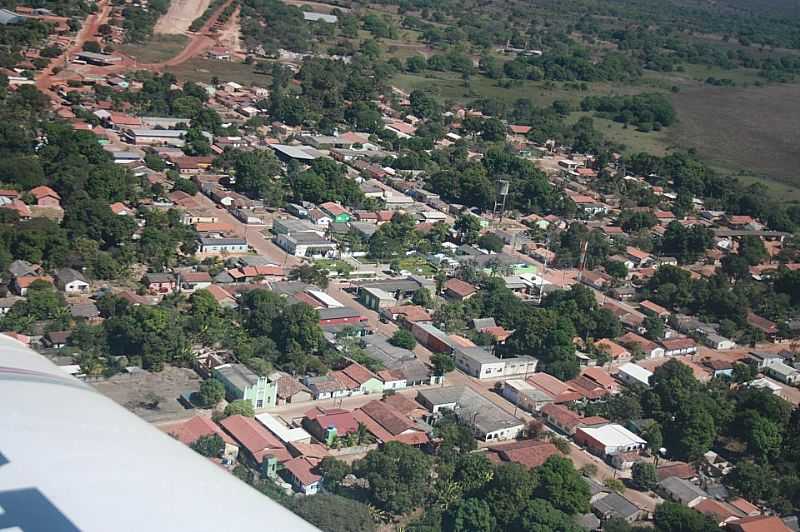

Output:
xmin=29 ymin=185 xmax=60 ymax=200
xmin=219 ymin=415 xmax=290 ymax=463
xmin=161 ymin=415 xmax=236 ymax=447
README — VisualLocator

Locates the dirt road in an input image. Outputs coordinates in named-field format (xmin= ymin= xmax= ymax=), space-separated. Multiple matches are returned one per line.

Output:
xmin=36 ymin=0 xmax=112 ymax=97
xmin=154 ymin=0 xmax=212 ymax=35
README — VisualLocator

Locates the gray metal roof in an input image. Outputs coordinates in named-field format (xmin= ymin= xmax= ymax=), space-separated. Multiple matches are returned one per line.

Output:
xmin=214 ymin=363 xmax=259 ymax=389
xmin=199 ymin=237 xmax=247 ymax=246
xmin=592 ymin=492 xmax=640 ymax=519
xmin=0 ymin=9 xmax=24 ymax=24
xmin=129 ymin=129 xmax=187 ymax=138
xmin=269 ymin=144 xmax=321 ymax=160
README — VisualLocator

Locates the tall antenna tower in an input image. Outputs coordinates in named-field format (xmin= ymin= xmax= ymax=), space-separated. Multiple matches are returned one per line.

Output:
xmin=492 ymin=179 xmax=510 ymax=226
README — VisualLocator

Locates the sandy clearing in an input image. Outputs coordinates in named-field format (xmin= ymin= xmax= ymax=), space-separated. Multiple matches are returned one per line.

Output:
xmin=154 ymin=0 xmax=213 ymax=35
xmin=217 ymin=5 xmax=242 ymax=53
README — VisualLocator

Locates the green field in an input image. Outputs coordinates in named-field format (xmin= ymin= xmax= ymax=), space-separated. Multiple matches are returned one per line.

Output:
xmin=119 ymin=34 xmax=189 ymax=64
xmin=170 ymin=58 xmax=273 ymax=86
xmin=565 ymin=112 xmax=673 ymax=156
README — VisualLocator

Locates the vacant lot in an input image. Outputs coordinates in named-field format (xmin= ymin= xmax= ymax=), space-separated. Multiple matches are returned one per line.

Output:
xmin=154 ymin=0 xmax=212 ymax=34
xmin=120 ymin=34 xmax=189 ymax=64
xmin=669 ymin=83 xmax=800 ymax=201
xmin=170 ymin=57 xmax=272 ymax=85
xmin=91 ymin=366 xmax=201 ymax=423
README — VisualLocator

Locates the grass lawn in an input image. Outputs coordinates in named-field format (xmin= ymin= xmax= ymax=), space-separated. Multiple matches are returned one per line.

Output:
xmin=119 ymin=34 xmax=189 ymax=64
xmin=170 ymin=58 xmax=272 ymax=85
xmin=566 ymin=111 xmax=673 ymax=156
xmin=396 ymin=256 xmax=437 ymax=276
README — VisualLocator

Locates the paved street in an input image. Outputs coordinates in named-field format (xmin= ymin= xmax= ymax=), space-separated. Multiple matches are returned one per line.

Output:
xmin=192 ymin=192 xmax=301 ymax=267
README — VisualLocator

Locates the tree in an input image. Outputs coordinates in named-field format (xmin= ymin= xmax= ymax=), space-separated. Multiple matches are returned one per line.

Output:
xmin=477 ymin=233 xmax=504 ymax=252
xmin=644 ymin=315 xmax=665 ymax=340
xmin=605 ymin=259 xmax=628 ymax=279
xmin=727 ymin=461 xmax=777 ymax=503
xmin=653 ymin=502 xmax=719 ymax=532
xmin=738 ymin=235 xmax=768 ymax=266
xmin=746 ymin=416 xmax=783 ymax=461
xmin=511 ymin=499 xmax=582 ymax=532
xmin=534 ymin=455 xmax=591 ymax=514
xmin=291 ymin=494 xmax=375 ymax=532
xmin=501 ymin=308 xmax=579 ymax=380
xmin=412 ymin=287 xmax=433 ymax=307
xmin=354 ymin=442 xmax=432 ymax=514
xmin=431 ymin=352 xmax=456 ymax=376
xmin=318 ymin=457 xmax=351 ymax=491
xmin=482 ymin=463 xmax=537 ymax=529
xmin=434 ymin=411 xmax=477 ymax=459
xmin=389 ymin=329 xmax=416 ymax=350
xmin=454 ymin=213 xmax=481 ymax=244
xmin=288 ymin=263 xmax=330 ymax=289
xmin=223 ymin=400 xmax=255 ymax=418
xmin=604 ymin=478 xmax=626 ymax=494
xmin=190 ymin=434 xmax=224 ymax=457
xmin=631 ymin=462 xmax=658 ymax=491
xmin=197 ymin=378 xmax=225 ymax=407
xmin=447 ymin=498 xmax=495 ymax=532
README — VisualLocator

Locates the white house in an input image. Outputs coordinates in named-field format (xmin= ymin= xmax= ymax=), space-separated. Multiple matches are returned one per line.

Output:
xmin=615 ymin=363 xmax=653 ymax=388
xmin=273 ymin=232 xmax=337 ymax=258
xmin=197 ymin=237 xmax=248 ymax=254
xmin=55 ymin=268 xmax=89 ymax=294
xmin=453 ymin=346 xmax=538 ymax=380
xmin=766 ymin=362 xmax=800 ymax=385
xmin=575 ymin=424 xmax=646 ymax=458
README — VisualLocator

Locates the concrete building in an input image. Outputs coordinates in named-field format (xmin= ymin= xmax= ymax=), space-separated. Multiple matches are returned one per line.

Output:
xmin=501 ymin=379 xmax=553 ymax=412
xmin=359 ymin=286 xmax=397 ymax=311
xmin=124 ymin=128 xmax=187 ymax=147
xmin=55 ymin=268 xmax=89 ymax=294
xmin=574 ymin=423 xmax=646 ymax=458
xmin=197 ymin=237 xmax=248 ymax=254
xmin=417 ymin=386 xmax=524 ymax=441
xmin=615 ymin=363 xmax=653 ymax=388
xmin=453 ymin=346 xmax=538 ymax=380
xmin=213 ymin=364 xmax=278 ymax=409
xmin=273 ymin=232 xmax=337 ymax=258
xmin=766 ymin=362 xmax=800 ymax=385
xmin=658 ymin=476 xmax=708 ymax=507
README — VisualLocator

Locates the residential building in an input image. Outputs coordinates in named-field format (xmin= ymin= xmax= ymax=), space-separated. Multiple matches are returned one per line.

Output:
xmin=275 ymin=374 xmax=313 ymax=405
xmin=640 ymin=299 xmax=671 ymax=320
xmin=658 ymin=476 xmax=708 ymax=507
xmin=485 ymin=440 xmax=561 ymax=470
xmin=452 ymin=345 xmax=538 ymax=380
xmin=13 ymin=275 xmax=53 ymax=296
xmin=179 ymin=271 xmax=212 ymax=291
xmin=283 ymin=457 xmax=321 ymax=495
xmin=444 ymin=278 xmax=478 ymax=301
xmin=319 ymin=202 xmax=351 ymax=223
xmin=591 ymin=492 xmax=642 ymax=523
xmin=213 ymin=364 xmax=278 ymax=409
xmin=55 ymin=268 xmax=89 ymax=294
xmin=411 ymin=322 xmax=456 ymax=353
xmin=594 ymin=338 xmax=631 ymax=363
xmin=273 ymin=232 xmax=337 ymax=258
xmin=219 ymin=415 xmax=290 ymax=475
xmin=330 ymin=362 xmax=384 ymax=395
xmin=161 ymin=415 xmax=239 ymax=460
xmin=661 ymin=337 xmax=697 ymax=357
xmin=727 ymin=516 xmax=793 ymax=532
xmin=748 ymin=351 xmax=785 ymax=369
xmin=353 ymin=399 xmax=429 ymax=446
xmin=540 ymin=404 xmax=607 ymax=436
xmin=766 ymin=362 xmax=800 ymax=385
xmin=30 ymin=186 xmax=61 ymax=208
xmin=303 ymin=374 xmax=349 ymax=400
xmin=359 ymin=286 xmax=398 ymax=311
xmin=694 ymin=498 xmax=746 ymax=526
xmin=124 ymin=128 xmax=187 ymax=147
xmin=197 ymin=237 xmax=248 ymax=254
xmin=302 ymin=407 xmax=359 ymax=445
xmin=574 ymin=424 xmax=646 ymax=458
xmin=702 ymin=359 xmax=734 ymax=379
xmin=254 ymin=413 xmax=311 ymax=445
xmin=615 ymin=363 xmax=653 ymax=388
xmin=501 ymin=379 xmax=554 ymax=412
xmin=144 ymin=272 xmax=176 ymax=294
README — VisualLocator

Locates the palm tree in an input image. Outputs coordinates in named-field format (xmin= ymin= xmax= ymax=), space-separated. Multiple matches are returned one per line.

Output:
xmin=354 ymin=422 xmax=370 ymax=445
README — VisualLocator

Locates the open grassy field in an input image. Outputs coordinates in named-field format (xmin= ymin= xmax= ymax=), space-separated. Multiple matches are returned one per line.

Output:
xmin=668 ymin=83 xmax=800 ymax=201
xmin=566 ymin=112 xmax=673 ymax=156
xmin=170 ymin=58 xmax=272 ymax=85
xmin=119 ymin=34 xmax=189 ymax=64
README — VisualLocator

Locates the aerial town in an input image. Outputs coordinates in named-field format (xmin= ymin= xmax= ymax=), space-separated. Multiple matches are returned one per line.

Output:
xmin=1 ymin=0 xmax=800 ymax=531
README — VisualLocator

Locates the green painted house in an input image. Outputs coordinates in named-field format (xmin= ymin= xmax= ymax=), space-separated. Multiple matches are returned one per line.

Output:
xmin=334 ymin=362 xmax=384 ymax=395
xmin=213 ymin=363 xmax=278 ymax=409
xmin=319 ymin=201 xmax=351 ymax=223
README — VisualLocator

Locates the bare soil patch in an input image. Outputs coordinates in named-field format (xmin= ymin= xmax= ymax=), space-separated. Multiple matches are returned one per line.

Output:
xmin=155 ymin=0 xmax=213 ymax=34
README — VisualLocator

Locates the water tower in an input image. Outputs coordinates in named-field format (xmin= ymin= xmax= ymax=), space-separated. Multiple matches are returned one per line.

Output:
xmin=492 ymin=179 xmax=510 ymax=224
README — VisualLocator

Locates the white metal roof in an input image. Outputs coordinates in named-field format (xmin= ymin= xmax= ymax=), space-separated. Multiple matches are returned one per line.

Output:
xmin=0 ymin=334 xmax=318 ymax=531
xmin=255 ymin=413 xmax=311 ymax=443
xmin=306 ymin=289 xmax=344 ymax=308
xmin=617 ymin=363 xmax=653 ymax=385
xmin=579 ymin=423 xmax=646 ymax=447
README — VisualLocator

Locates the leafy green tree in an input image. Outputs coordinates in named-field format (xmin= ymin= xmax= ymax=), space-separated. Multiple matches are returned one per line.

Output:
xmin=453 ymin=453 xmax=494 ymax=494
xmin=288 ymin=263 xmax=330 ymax=289
xmin=434 ymin=411 xmax=477 ymax=459
xmin=190 ymin=434 xmax=224 ymax=457
xmin=738 ymin=235 xmax=768 ymax=266
xmin=223 ymin=400 xmax=255 ymax=418
xmin=389 ymin=329 xmax=416 ymax=350
xmin=431 ymin=352 xmax=456 ymax=376
xmin=631 ymin=462 xmax=658 ymax=491
xmin=412 ymin=287 xmax=433 ymax=307
xmin=354 ymin=441 xmax=433 ymax=514
xmin=653 ymin=502 xmax=719 ymax=532
xmin=482 ymin=463 xmax=537 ymax=529
xmin=727 ymin=461 xmax=777 ymax=503
xmin=454 ymin=213 xmax=481 ymax=244
xmin=644 ymin=315 xmax=665 ymax=340
xmin=534 ymin=455 xmax=590 ymax=514
xmin=511 ymin=498 xmax=582 ymax=532
xmin=501 ymin=308 xmax=578 ymax=380
xmin=291 ymin=494 xmax=375 ymax=532
xmin=318 ymin=457 xmax=351 ymax=491
xmin=197 ymin=378 xmax=225 ymax=407
xmin=477 ymin=233 xmax=504 ymax=252
xmin=448 ymin=498 xmax=495 ymax=532
xmin=605 ymin=259 xmax=628 ymax=279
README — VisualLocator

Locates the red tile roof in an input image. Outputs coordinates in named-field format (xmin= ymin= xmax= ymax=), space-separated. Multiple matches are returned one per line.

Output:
xmin=661 ymin=337 xmax=697 ymax=351
xmin=358 ymin=400 xmax=412 ymax=435
xmin=319 ymin=202 xmax=347 ymax=216
xmin=16 ymin=275 xmax=53 ymax=289
xmin=283 ymin=456 xmax=321 ymax=486
xmin=206 ymin=284 xmax=234 ymax=303
xmin=489 ymin=440 xmax=561 ymax=469
xmin=161 ymin=415 xmax=236 ymax=447
xmin=656 ymin=462 xmax=696 ymax=481
xmin=640 ymin=299 xmax=670 ymax=316
xmin=29 ymin=185 xmax=60 ymax=200
xmin=594 ymin=338 xmax=630 ymax=359
xmin=445 ymin=278 xmax=477 ymax=298
xmin=219 ymin=415 xmax=290 ymax=463
xmin=581 ymin=367 xmax=618 ymax=391
xmin=388 ymin=304 xmax=432 ymax=323
xmin=182 ymin=271 xmax=212 ymax=283
xmin=509 ymin=125 xmax=531 ymax=134
xmin=337 ymin=362 xmax=378 ymax=385
xmin=728 ymin=516 xmax=792 ymax=532
xmin=304 ymin=408 xmax=359 ymax=436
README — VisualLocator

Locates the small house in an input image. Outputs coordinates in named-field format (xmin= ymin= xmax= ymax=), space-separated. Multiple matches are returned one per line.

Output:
xmin=55 ymin=268 xmax=89 ymax=294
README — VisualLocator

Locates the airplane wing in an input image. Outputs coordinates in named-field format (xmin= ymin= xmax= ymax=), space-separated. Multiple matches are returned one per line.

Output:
xmin=0 ymin=334 xmax=319 ymax=531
